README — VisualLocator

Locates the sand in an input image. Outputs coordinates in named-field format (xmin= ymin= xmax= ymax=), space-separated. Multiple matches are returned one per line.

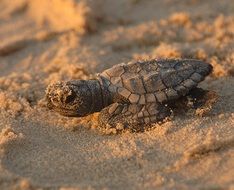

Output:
xmin=0 ymin=0 xmax=234 ymax=189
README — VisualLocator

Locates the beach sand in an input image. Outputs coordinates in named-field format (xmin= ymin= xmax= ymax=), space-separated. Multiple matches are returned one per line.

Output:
xmin=0 ymin=0 xmax=234 ymax=189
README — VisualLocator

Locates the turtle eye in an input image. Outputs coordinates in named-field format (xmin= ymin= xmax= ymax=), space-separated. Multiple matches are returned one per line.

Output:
xmin=64 ymin=93 xmax=76 ymax=104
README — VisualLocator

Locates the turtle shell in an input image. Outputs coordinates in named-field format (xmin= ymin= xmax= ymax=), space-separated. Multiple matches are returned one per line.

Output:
xmin=99 ymin=59 xmax=212 ymax=104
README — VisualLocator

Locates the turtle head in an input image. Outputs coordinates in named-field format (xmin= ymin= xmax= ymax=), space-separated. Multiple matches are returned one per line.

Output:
xmin=46 ymin=80 xmax=93 ymax=117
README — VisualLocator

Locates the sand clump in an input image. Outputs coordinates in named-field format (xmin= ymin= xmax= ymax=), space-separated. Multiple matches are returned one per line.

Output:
xmin=27 ymin=0 xmax=102 ymax=33
xmin=0 ymin=0 xmax=233 ymax=189
xmin=0 ymin=127 xmax=24 ymax=147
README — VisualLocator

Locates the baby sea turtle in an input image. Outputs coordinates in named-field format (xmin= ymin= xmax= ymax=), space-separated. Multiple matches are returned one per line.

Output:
xmin=46 ymin=59 xmax=212 ymax=131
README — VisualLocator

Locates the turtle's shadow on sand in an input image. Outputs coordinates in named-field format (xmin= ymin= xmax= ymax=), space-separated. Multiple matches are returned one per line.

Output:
xmin=169 ymin=88 xmax=219 ymax=117
xmin=158 ymin=77 xmax=234 ymax=135
xmin=171 ymin=77 xmax=234 ymax=119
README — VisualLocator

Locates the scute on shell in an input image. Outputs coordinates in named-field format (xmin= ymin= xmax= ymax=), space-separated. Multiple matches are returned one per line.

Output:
xmin=100 ymin=59 xmax=212 ymax=104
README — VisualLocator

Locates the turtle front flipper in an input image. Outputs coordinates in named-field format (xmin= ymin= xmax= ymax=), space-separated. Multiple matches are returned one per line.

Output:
xmin=99 ymin=102 xmax=171 ymax=132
